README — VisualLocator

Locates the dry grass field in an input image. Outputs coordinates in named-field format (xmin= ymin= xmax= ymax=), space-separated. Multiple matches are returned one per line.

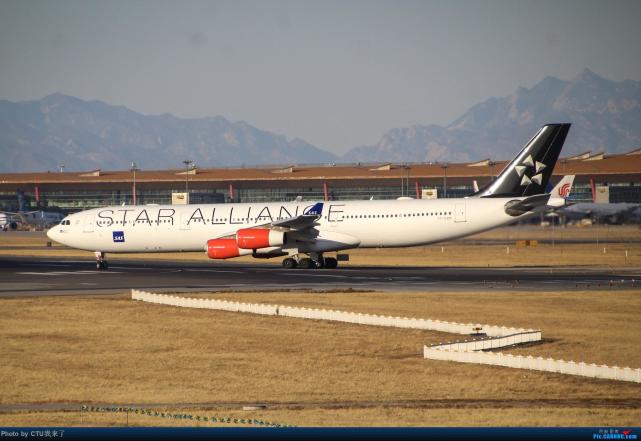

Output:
xmin=1 ymin=289 xmax=640 ymax=426
xmin=1 ymin=225 xmax=640 ymax=426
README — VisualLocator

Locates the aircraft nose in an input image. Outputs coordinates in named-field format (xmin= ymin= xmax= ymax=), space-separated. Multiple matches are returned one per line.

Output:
xmin=46 ymin=226 xmax=58 ymax=242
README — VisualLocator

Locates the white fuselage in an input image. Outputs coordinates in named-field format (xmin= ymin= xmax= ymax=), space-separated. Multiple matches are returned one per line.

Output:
xmin=47 ymin=197 xmax=537 ymax=255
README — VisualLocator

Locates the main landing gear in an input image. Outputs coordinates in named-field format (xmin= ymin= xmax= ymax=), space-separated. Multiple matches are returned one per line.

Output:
xmin=281 ymin=254 xmax=338 ymax=269
xmin=95 ymin=251 xmax=108 ymax=270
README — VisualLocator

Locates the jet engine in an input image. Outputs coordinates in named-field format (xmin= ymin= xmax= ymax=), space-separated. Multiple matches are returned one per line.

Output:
xmin=236 ymin=228 xmax=285 ymax=249
xmin=206 ymin=238 xmax=252 ymax=259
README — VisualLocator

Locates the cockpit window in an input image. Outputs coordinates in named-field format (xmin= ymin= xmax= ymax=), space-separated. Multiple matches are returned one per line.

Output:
xmin=60 ymin=219 xmax=71 ymax=226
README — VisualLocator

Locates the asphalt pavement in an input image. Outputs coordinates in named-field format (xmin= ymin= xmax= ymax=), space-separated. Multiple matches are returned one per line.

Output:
xmin=1 ymin=255 xmax=638 ymax=297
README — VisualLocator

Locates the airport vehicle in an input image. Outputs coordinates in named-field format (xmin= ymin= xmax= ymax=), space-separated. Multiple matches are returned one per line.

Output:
xmin=1 ymin=210 xmax=64 ymax=231
xmin=47 ymin=124 xmax=573 ymax=269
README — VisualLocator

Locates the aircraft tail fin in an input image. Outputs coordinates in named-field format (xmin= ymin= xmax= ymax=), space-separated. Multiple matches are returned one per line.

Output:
xmin=549 ymin=175 xmax=575 ymax=199
xmin=474 ymin=123 xmax=571 ymax=198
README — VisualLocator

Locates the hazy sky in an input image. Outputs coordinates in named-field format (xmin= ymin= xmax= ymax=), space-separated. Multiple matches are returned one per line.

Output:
xmin=1 ymin=0 xmax=640 ymax=153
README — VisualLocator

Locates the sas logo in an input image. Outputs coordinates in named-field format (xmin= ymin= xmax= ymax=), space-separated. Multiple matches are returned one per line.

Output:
xmin=113 ymin=231 xmax=125 ymax=243
xmin=558 ymin=182 xmax=571 ymax=198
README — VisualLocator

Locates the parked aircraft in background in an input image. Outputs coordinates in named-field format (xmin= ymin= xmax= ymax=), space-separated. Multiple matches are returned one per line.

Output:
xmin=1 ymin=210 xmax=64 ymax=231
xmin=0 ymin=213 xmax=16 ymax=231
xmin=47 ymin=124 xmax=573 ymax=270
xmin=554 ymin=202 xmax=641 ymax=225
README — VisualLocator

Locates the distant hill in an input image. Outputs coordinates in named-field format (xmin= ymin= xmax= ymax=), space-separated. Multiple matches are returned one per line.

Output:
xmin=1 ymin=69 xmax=640 ymax=172
xmin=343 ymin=69 xmax=641 ymax=163
xmin=0 ymin=93 xmax=337 ymax=172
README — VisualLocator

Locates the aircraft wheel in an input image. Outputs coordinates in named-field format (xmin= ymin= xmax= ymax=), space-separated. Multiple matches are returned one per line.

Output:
xmin=324 ymin=257 xmax=338 ymax=269
xmin=298 ymin=258 xmax=313 ymax=269
xmin=282 ymin=258 xmax=297 ymax=269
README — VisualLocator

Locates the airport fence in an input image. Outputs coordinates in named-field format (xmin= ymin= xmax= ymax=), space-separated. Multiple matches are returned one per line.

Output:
xmin=423 ymin=344 xmax=641 ymax=383
xmin=131 ymin=290 xmax=641 ymax=384
xmin=428 ymin=331 xmax=543 ymax=352
xmin=130 ymin=289 xmax=532 ymax=337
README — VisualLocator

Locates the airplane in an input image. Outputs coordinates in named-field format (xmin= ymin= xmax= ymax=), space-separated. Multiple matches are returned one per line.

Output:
xmin=0 ymin=213 xmax=16 ymax=231
xmin=553 ymin=202 xmax=641 ymax=225
xmin=47 ymin=123 xmax=573 ymax=270
xmin=1 ymin=210 xmax=64 ymax=231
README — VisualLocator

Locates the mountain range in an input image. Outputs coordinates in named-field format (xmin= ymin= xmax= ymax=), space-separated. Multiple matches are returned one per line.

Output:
xmin=344 ymin=69 xmax=641 ymax=163
xmin=1 ymin=68 xmax=640 ymax=172
xmin=0 ymin=94 xmax=336 ymax=172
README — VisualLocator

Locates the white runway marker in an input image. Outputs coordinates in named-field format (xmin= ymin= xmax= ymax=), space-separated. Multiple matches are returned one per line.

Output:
xmin=17 ymin=271 xmax=122 ymax=276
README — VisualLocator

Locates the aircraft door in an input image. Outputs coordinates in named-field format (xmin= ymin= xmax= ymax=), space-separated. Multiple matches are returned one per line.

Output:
xmin=83 ymin=214 xmax=95 ymax=232
xmin=454 ymin=202 xmax=467 ymax=223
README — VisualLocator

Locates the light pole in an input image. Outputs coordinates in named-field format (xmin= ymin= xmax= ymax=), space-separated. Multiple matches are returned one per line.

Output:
xmin=406 ymin=165 xmax=411 ymax=197
xmin=488 ymin=160 xmax=497 ymax=181
xmin=400 ymin=164 xmax=409 ymax=197
xmin=182 ymin=160 xmax=192 ymax=192
xmin=58 ymin=163 xmax=65 ymax=173
xmin=182 ymin=159 xmax=194 ymax=203
xmin=441 ymin=163 xmax=449 ymax=198
xmin=130 ymin=162 xmax=139 ymax=205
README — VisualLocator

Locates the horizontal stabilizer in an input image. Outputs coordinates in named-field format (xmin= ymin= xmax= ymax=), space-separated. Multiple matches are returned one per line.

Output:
xmin=504 ymin=194 xmax=551 ymax=216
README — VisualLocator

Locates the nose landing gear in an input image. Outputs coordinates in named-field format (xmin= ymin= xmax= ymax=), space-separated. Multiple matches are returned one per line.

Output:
xmin=95 ymin=251 xmax=108 ymax=270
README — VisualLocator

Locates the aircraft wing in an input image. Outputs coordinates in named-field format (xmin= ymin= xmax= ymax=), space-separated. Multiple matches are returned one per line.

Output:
xmin=271 ymin=213 xmax=321 ymax=231
xmin=2 ymin=210 xmax=40 ymax=219
xmin=214 ymin=202 xmax=324 ymax=239
xmin=0 ymin=211 xmax=23 ymax=222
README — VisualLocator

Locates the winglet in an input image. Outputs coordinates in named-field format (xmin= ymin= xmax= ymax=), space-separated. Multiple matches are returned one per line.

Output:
xmin=304 ymin=202 xmax=324 ymax=217
xmin=549 ymin=175 xmax=575 ymax=199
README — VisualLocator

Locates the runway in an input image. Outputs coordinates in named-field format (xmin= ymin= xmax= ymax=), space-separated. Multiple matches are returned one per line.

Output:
xmin=1 ymin=256 xmax=639 ymax=297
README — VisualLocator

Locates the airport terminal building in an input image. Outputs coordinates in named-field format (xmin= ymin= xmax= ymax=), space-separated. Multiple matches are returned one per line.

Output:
xmin=1 ymin=149 xmax=641 ymax=213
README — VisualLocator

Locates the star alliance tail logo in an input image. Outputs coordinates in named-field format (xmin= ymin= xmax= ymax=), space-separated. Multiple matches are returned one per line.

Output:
xmin=515 ymin=154 xmax=545 ymax=187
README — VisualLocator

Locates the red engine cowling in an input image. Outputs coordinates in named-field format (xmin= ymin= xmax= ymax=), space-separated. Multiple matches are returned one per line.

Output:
xmin=206 ymin=238 xmax=252 ymax=259
xmin=236 ymin=228 xmax=285 ymax=249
